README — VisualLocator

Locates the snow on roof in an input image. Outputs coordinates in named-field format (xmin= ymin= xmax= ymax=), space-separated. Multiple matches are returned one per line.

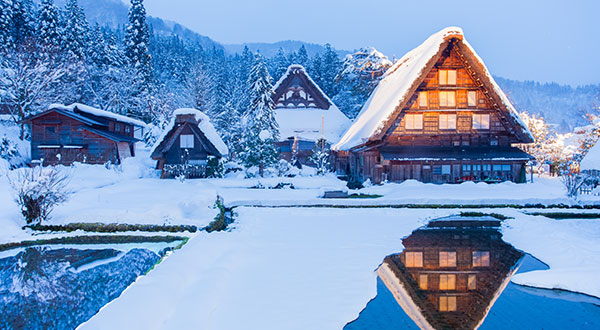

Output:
xmin=333 ymin=27 xmax=533 ymax=151
xmin=580 ymin=140 xmax=600 ymax=170
xmin=49 ymin=103 xmax=147 ymax=127
xmin=272 ymin=64 xmax=351 ymax=142
xmin=273 ymin=64 xmax=335 ymax=108
xmin=150 ymin=108 xmax=229 ymax=157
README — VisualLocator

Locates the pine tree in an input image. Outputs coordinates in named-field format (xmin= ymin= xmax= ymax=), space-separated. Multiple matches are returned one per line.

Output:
xmin=309 ymin=53 xmax=323 ymax=87
xmin=270 ymin=47 xmax=289 ymax=81
xmin=296 ymin=45 xmax=309 ymax=67
xmin=308 ymin=137 xmax=330 ymax=175
xmin=37 ymin=0 xmax=61 ymax=48
xmin=320 ymin=43 xmax=341 ymax=97
xmin=239 ymin=53 xmax=279 ymax=176
xmin=0 ymin=0 xmax=14 ymax=48
xmin=9 ymin=0 xmax=35 ymax=45
xmin=62 ymin=0 xmax=89 ymax=60
xmin=124 ymin=0 xmax=152 ymax=82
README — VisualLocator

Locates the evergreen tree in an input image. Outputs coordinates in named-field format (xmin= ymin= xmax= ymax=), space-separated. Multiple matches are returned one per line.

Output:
xmin=309 ymin=53 xmax=323 ymax=87
xmin=0 ymin=0 xmax=14 ymax=48
xmin=296 ymin=45 xmax=309 ymax=67
xmin=124 ymin=0 xmax=152 ymax=82
xmin=62 ymin=0 xmax=89 ymax=60
xmin=270 ymin=47 xmax=289 ymax=81
xmin=9 ymin=0 xmax=35 ymax=45
xmin=239 ymin=53 xmax=279 ymax=176
xmin=308 ymin=137 xmax=330 ymax=175
xmin=320 ymin=43 xmax=341 ymax=97
xmin=37 ymin=0 xmax=61 ymax=48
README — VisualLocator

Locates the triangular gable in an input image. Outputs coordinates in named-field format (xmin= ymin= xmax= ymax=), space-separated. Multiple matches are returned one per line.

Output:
xmin=151 ymin=120 xmax=224 ymax=160
xmin=333 ymin=27 xmax=534 ymax=151
xmin=272 ymin=65 xmax=331 ymax=110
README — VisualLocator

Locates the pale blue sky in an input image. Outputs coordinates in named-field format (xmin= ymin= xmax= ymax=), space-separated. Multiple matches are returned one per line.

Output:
xmin=137 ymin=0 xmax=599 ymax=85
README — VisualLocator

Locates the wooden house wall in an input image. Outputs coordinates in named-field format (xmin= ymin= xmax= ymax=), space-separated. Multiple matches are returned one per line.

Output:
xmin=163 ymin=124 xmax=210 ymax=165
xmin=30 ymin=112 xmax=120 ymax=166
xmin=78 ymin=111 xmax=135 ymax=138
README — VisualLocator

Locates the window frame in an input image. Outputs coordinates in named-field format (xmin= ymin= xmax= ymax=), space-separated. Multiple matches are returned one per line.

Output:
xmin=180 ymin=134 xmax=195 ymax=149
xmin=439 ymin=91 xmax=456 ymax=107
xmin=439 ymin=114 xmax=457 ymax=130
xmin=468 ymin=274 xmax=477 ymax=290
xmin=419 ymin=91 xmax=428 ymax=108
xmin=472 ymin=251 xmax=490 ymax=267
xmin=439 ymin=69 xmax=457 ymax=85
xmin=439 ymin=274 xmax=456 ymax=290
xmin=472 ymin=114 xmax=490 ymax=130
xmin=419 ymin=274 xmax=428 ymax=290
xmin=439 ymin=296 xmax=457 ymax=312
xmin=439 ymin=251 xmax=457 ymax=267
xmin=404 ymin=114 xmax=423 ymax=130
xmin=404 ymin=251 xmax=423 ymax=268
xmin=467 ymin=91 xmax=477 ymax=107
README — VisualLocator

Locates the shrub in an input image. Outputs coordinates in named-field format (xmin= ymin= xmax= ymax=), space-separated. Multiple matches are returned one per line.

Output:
xmin=346 ymin=175 xmax=364 ymax=190
xmin=9 ymin=166 xmax=70 ymax=224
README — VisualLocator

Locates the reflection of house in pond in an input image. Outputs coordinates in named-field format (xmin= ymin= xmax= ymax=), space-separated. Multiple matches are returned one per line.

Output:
xmin=377 ymin=216 xmax=523 ymax=330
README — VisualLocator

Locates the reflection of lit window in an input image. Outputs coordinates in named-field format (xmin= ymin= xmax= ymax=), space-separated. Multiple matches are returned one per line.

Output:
xmin=439 ymin=251 xmax=457 ymax=267
xmin=473 ymin=251 xmax=490 ymax=267
xmin=439 ymin=91 xmax=456 ymax=107
xmin=419 ymin=274 xmax=428 ymax=290
xmin=404 ymin=251 xmax=423 ymax=267
xmin=439 ymin=274 xmax=456 ymax=290
xmin=405 ymin=114 xmax=423 ymax=130
xmin=468 ymin=274 xmax=477 ymax=290
xmin=419 ymin=91 xmax=428 ymax=107
xmin=439 ymin=296 xmax=457 ymax=311
xmin=439 ymin=70 xmax=457 ymax=85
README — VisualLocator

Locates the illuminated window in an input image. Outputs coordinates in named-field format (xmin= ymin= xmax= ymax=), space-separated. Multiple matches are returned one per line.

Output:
xmin=439 ymin=274 xmax=456 ymax=290
xmin=439 ymin=114 xmax=456 ymax=129
xmin=468 ymin=91 xmax=477 ymax=107
xmin=439 ymin=69 xmax=457 ymax=85
xmin=439 ymin=296 xmax=457 ymax=311
xmin=180 ymin=134 xmax=194 ymax=149
xmin=404 ymin=251 xmax=423 ymax=267
xmin=439 ymin=251 xmax=457 ymax=267
xmin=441 ymin=165 xmax=451 ymax=175
xmin=473 ymin=251 xmax=490 ymax=267
xmin=419 ymin=274 xmax=428 ymax=290
xmin=468 ymin=274 xmax=477 ymax=290
xmin=405 ymin=114 xmax=423 ymax=130
xmin=419 ymin=91 xmax=428 ymax=107
xmin=473 ymin=114 xmax=490 ymax=129
xmin=439 ymin=91 xmax=456 ymax=107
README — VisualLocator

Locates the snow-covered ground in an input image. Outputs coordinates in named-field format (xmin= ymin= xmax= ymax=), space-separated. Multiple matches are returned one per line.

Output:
xmin=78 ymin=207 xmax=600 ymax=330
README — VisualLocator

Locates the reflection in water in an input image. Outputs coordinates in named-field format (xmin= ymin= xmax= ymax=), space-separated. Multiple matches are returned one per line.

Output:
xmin=0 ymin=247 xmax=161 ymax=330
xmin=376 ymin=216 xmax=522 ymax=330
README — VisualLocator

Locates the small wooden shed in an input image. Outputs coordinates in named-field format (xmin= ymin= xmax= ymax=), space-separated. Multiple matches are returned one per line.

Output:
xmin=150 ymin=108 xmax=228 ymax=178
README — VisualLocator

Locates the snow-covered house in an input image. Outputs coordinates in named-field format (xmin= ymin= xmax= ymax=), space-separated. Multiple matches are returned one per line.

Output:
xmin=23 ymin=103 xmax=146 ymax=166
xmin=332 ymin=27 xmax=534 ymax=184
xmin=579 ymin=140 xmax=600 ymax=175
xmin=150 ymin=109 xmax=228 ymax=178
xmin=271 ymin=64 xmax=351 ymax=164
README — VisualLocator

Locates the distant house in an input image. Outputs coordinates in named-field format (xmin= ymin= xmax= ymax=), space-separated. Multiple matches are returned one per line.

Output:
xmin=333 ymin=27 xmax=534 ymax=184
xmin=23 ymin=103 xmax=146 ymax=166
xmin=150 ymin=108 xmax=228 ymax=178
xmin=271 ymin=64 xmax=351 ymax=164
xmin=580 ymin=141 xmax=600 ymax=175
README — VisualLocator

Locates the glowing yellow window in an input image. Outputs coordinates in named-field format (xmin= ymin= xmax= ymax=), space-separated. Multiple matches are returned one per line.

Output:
xmin=439 ymin=251 xmax=457 ymax=267
xmin=419 ymin=274 xmax=428 ymax=290
xmin=439 ymin=296 xmax=457 ymax=312
xmin=439 ymin=69 xmax=457 ymax=85
xmin=439 ymin=274 xmax=456 ymax=290
xmin=419 ymin=91 xmax=428 ymax=107
xmin=404 ymin=251 xmax=423 ymax=267
xmin=439 ymin=91 xmax=456 ymax=107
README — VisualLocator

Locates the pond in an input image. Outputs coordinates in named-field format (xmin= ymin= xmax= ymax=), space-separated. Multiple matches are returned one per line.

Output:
xmin=344 ymin=215 xmax=600 ymax=330
xmin=0 ymin=241 xmax=182 ymax=330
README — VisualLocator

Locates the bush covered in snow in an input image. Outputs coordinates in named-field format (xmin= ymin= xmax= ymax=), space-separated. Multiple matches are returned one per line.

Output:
xmin=9 ymin=166 xmax=70 ymax=224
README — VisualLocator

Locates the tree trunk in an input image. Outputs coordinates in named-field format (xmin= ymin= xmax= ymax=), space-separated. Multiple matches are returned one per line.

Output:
xmin=259 ymin=162 xmax=264 ymax=177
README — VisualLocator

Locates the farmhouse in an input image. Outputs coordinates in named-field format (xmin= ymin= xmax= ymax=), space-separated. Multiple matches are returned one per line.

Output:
xmin=151 ymin=108 xmax=228 ymax=178
xmin=271 ymin=64 xmax=351 ymax=164
xmin=23 ymin=103 xmax=146 ymax=166
xmin=333 ymin=27 xmax=534 ymax=184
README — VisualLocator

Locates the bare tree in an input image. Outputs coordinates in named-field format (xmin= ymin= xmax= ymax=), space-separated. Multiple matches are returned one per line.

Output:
xmin=8 ymin=166 xmax=70 ymax=224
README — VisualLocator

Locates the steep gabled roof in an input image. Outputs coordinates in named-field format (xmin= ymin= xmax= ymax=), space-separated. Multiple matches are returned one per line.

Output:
xmin=580 ymin=140 xmax=600 ymax=170
xmin=333 ymin=27 xmax=534 ymax=151
xmin=22 ymin=108 xmax=105 ymax=126
xmin=272 ymin=64 xmax=352 ymax=142
xmin=150 ymin=108 xmax=228 ymax=159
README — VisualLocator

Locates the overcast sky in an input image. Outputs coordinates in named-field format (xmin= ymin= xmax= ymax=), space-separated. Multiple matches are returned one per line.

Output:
xmin=137 ymin=0 xmax=598 ymax=86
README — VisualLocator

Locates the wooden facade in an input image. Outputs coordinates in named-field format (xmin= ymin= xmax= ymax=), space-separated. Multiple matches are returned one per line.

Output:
xmin=377 ymin=219 xmax=522 ymax=329
xmin=151 ymin=112 xmax=225 ymax=179
xmin=334 ymin=29 xmax=533 ymax=184
xmin=24 ymin=105 xmax=141 ymax=166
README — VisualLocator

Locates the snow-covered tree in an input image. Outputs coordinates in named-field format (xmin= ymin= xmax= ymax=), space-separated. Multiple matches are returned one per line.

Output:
xmin=62 ymin=0 xmax=89 ymax=60
xmin=9 ymin=0 xmax=35 ymax=46
xmin=519 ymin=111 xmax=564 ymax=174
xmin=296 ymin=45 xmax=309 ymax=67
xmin=37 ymin=0 xmax=61 ymax=49
xmin=0 ymin=0 xmax=14 ymax=48
xmin=320 ymin=43 xmax=341 ymax=97
xmin=239 ymin=53 xmax=279 ymax=176
xmin=124 ymin=0 xmax=151 ymax=82
xmin=308 ymin=137 xmax=330 ymax=175
xmin=0 ymin=48 xmax=64 ymax=139
xmin=270 ymin=47 xmax=290 ymax=81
